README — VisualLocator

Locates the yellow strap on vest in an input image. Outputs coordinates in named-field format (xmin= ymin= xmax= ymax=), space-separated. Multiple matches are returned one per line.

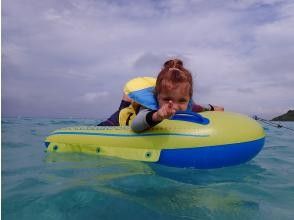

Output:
xmin=119 ymin=102 xmax=140 ymax=126
xmin=119 ymin=105 xmax=136 ymax=126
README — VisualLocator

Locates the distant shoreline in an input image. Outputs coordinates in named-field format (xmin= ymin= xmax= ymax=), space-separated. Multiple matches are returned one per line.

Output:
xmin=272 ymin=110 xmax=294 ymax=121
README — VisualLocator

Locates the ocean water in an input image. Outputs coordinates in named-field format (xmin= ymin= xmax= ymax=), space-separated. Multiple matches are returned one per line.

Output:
xmin=2 ymin=117 xmax=294 ymax=220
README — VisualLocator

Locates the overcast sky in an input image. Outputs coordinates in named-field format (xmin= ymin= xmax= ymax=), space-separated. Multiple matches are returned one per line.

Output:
xmin=2 ymin=0 xmax=294 ymax=119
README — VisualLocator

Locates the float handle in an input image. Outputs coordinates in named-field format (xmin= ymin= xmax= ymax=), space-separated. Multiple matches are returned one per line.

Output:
xmin=171 ymin=111 xmax=210 ymax=125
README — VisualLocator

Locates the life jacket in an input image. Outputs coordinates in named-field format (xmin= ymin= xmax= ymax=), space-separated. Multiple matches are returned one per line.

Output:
xmin=118 ymin=77 xmax=156 ymax=126
xmin=118 ymin=101 xmax=140 ymax=126
xmin=118 ymin=76 xmax=192 ymax=126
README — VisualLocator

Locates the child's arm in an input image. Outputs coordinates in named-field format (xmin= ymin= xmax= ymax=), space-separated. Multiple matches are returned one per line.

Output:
xmin=192 ymin=103 xmax=224 ymax=112
xmin=131 ymin=101 xmax=175 ymax=133
xmin=131 ymin=108 xmax=159 ymax=132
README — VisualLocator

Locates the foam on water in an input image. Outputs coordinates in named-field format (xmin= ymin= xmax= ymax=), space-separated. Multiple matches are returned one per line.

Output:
xmin=2 ymin=118 xmax=294 ymax=220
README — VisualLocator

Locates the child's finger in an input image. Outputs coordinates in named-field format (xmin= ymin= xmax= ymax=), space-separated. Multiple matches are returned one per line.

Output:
xmin=171 ymin=109 xmax=176 ymax=115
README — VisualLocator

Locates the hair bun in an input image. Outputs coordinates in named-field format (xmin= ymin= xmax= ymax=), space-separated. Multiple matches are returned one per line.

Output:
xmin=164 ymin=59 xmax=183 ymax=69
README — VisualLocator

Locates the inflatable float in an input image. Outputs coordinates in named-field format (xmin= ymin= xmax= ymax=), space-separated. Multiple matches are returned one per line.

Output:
xmin=44 ymin=111 xmax=265 ymax=169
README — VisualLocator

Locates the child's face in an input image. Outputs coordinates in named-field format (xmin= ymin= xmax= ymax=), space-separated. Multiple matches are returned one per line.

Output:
xmin=157 ymin=82 xmax=191 ymax=111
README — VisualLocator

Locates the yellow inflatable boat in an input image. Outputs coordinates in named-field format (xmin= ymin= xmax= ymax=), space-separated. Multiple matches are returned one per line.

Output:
xmin=45 ymin=111 xmax=265 ymax=169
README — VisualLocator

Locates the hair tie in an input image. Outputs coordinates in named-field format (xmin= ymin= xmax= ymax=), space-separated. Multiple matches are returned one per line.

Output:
xmin=168 ymin=67 xmax=180 ymax=71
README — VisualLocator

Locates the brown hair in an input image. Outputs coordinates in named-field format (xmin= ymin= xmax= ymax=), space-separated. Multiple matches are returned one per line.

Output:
xmin=155 ymin=59 xmax=193 ymax=97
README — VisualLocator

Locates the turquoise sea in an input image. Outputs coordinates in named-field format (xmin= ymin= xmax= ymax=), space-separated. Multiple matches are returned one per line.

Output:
xmin=2 ymin=117 xmax=294 ymax=220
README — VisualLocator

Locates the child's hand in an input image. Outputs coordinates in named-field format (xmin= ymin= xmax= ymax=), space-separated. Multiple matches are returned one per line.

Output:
xmin=212 ymin=105 xmax=224 ymax=111
xmin=152 ymin=101 xmax=176 ymax=122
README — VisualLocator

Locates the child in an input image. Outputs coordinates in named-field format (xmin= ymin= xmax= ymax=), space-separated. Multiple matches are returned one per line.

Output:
xmin=98 ymin=59 xmax=223 ymax=127
xmin=131 ymin=59 xmax=192 ymax=132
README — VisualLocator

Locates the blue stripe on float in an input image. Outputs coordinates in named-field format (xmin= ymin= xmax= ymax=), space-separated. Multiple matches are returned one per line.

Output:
xmin=50 ymin=131 xmax=209 ymax=138
xmin=158 ymin=138 xmax=265 ymax=169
